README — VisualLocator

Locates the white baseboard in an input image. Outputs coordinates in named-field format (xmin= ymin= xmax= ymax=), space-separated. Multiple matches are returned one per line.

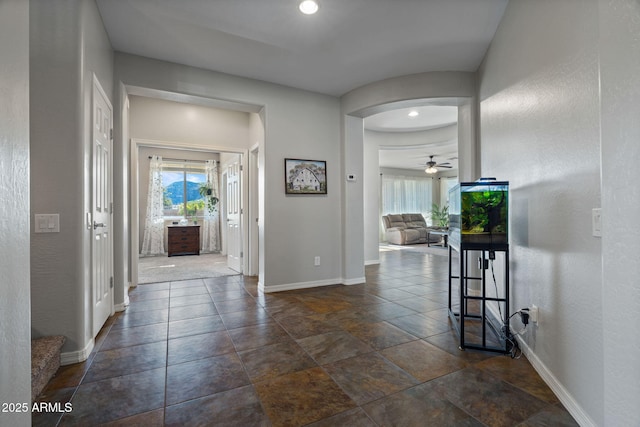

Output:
xmin=260 ymin=278 xmax=343 ymax=293
xmin=365 ymin=259 xmax=380 ymax=266
xmin=480 ymin=305 xmax=595 ymax=426
xmin=60 ymin=339 xmax=94 ymax=366
xmin=342 ymin=276 xmax=366 ymax=285
xmin=114 ymin=294 xmax=130 ymax=312
xmin=515 ymin=336 xmax=597 ymax=427
xmin=258 ymin=275 xmax=367 ymax=293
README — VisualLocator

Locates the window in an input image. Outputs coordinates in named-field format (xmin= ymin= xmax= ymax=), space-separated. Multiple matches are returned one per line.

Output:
xmin=161 ymin=162 xmax=207 ymax=219
xmin=440 ymin=176 xmax=458 ymax=207
xmin=381 ymin=174 xmax=433 ymax=219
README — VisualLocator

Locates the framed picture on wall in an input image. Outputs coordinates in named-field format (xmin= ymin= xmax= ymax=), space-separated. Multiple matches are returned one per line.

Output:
xmin=285 ymin=158 xmax=327 ymax=195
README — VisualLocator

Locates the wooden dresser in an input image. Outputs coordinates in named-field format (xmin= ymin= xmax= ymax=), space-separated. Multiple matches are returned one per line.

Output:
xmin=168 ymin=226 xmax=200 ymax=257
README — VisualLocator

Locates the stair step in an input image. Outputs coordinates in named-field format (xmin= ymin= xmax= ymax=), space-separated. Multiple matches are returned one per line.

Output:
xmin=31 ymin=336 xmax=65 ymax=401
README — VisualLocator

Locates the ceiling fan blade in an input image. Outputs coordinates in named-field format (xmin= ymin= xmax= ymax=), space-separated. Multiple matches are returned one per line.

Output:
xmin=438 ymin=165 xmax=452 ymax=168
xmin=437 ymin=162 xmax=451 ymax=166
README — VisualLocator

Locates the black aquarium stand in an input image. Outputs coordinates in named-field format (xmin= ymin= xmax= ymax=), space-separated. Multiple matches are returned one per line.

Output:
xmin=448 ymin=242 xmax=510 ymax=354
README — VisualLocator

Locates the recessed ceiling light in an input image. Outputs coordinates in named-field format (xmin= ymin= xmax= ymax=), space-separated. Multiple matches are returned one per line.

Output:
xmin=408 ymin=110 xmax=419 ymax=118
xmin=299 ymin=0 xmax=319 ymax=15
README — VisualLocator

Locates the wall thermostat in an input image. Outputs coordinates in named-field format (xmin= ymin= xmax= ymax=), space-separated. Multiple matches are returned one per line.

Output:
xmin=346 ymin=174 xmax=357 ymax=182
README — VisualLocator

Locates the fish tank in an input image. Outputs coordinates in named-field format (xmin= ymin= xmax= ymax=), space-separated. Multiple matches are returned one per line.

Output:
xmin=448 ymin=178 xmax=509 ymax=250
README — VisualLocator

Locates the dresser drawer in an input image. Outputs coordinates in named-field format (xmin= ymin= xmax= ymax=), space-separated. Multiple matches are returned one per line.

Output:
xmin=167 ymin=226 xmax=200 ymax=256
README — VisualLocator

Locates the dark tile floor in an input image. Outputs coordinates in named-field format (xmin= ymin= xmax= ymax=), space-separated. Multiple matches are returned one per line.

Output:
xmin=34 ymin=248 xmax=579 ymax=426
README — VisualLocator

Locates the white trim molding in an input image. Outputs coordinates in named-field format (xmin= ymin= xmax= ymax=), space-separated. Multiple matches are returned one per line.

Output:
xmin=259 ymin=276 xmax=366 ymax=293
xmin=342 ymin=276 xmax=366 ymax=285
xmin=260 ymin=278 xmax=343 ymax=293
xmin=515 ymin=336 xmax=597 ymax=427
xmin=365 ymin=259 xmax=380 ymax=266
xmin=114 ymin=294 xmax=130 ymax=312
xmin=60 ymin=339 xmax=94 ymax=366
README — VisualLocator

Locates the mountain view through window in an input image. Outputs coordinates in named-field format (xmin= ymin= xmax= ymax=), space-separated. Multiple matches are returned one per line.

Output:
xmin=162 ymin=168 xmax=207 ymax=218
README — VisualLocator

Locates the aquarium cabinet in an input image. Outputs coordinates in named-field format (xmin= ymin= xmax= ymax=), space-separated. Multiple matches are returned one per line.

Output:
xmin=448 ymin=179 xmax=509 ymax=251
xmin=447 ymin=179 xmax=511 ymax=353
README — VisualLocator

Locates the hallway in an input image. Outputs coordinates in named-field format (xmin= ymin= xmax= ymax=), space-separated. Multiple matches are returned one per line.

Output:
xmin=34 ymin=250 xmax=577 ymax=426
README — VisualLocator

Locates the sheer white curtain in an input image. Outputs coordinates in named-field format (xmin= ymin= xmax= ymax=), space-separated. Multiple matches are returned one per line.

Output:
xmin=141 ymin=155 xmax=165 ymax=256
xmin=381 ymin=174 xmax=433 ymax=219
xmin=201 ymin=160 xmax=221 ymax=252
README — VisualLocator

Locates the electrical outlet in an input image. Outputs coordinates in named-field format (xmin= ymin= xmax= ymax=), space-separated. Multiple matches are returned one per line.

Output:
xmin=314 ymin=256 xmax=320 ymax=266
xmin=530 ymin=305 xmax=538 ymax=323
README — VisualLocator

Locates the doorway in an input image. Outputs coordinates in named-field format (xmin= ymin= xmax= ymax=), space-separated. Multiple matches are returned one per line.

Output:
xmin=130 ymin=140 xmax=252 ymax=287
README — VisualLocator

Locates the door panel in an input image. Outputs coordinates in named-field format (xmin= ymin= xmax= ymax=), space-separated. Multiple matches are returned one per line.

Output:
xmin=226 ymin=160 xmax=242 ymax=272
xmin=92 ymin=78 xmax=113 ymax=337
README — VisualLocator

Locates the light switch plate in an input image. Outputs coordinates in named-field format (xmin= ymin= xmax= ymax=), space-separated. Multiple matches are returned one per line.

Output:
xmin=592 ymin=208 xmax=601 ymax=237
xmin=35 ymin=214 xmax=60 ymax=233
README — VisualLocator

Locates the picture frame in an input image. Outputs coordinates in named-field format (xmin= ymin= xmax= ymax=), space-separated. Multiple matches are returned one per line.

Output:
xmin=284 ymin=158 xmax=327 ymax=195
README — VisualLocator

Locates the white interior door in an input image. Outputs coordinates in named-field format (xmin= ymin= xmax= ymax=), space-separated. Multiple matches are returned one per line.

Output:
xmin=92 ymin=77 xmax=113 ymax=337
xmin=226 ymin=160 xmax=242 ymax=272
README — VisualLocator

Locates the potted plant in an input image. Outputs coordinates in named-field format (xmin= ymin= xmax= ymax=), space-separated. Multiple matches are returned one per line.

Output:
xmin=431 ymin=203 xmax=449 ymax=228
xmin=198 ymin=183 xmax=219 ymax=215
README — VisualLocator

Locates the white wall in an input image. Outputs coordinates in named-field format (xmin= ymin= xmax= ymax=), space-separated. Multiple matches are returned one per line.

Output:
xmin=248 ymin=113 xmax=265 ymax=276
xmin=115 ymin=53 xmax=342 ymax=291
xmin=363 ymin=134 xmax=380 ymax=264
xmin=478 ymin=0 xmax=602 ymax=424
xmin=0 ymin=1 xmax=31 ymax=424
xmin=30 ymin=0 xmax=113 ymax=356
xmin=599 ymin=0 xmax=640 ymax=425
xmin=129 ymin=96 xmax=251 ymax=147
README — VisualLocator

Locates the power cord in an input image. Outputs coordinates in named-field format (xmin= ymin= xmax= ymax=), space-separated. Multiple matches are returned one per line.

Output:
xmin=490 ymin=258 xmax=502 ymax=321
xmin=502 ymin=308 xmax=531 ymax=358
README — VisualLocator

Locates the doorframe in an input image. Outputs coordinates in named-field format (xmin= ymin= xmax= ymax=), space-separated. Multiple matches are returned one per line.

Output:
xmin=248 ymin=143 xmax=260 ymax=277
xmin=129 ymin=138 xmax=250 ymax=287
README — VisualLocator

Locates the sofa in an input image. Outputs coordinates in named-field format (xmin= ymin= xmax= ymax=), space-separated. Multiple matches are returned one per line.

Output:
xmin=382 ymin=213 xmax=445 ymax=245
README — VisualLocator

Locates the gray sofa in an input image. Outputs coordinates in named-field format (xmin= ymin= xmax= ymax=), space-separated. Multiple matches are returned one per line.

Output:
xmin=382 ymin=213 xmax=445 ymax=245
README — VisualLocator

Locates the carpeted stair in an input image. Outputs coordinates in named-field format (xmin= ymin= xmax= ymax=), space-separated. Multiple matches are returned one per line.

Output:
xmin=31 ymin=335 xmax=65 ymax=401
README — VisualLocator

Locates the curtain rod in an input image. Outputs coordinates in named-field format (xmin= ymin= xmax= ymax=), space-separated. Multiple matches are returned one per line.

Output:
xmin=148 ymin=156 xmax=218 ymax=164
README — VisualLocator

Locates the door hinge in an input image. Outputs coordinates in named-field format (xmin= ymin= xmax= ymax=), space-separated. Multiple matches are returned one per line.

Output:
xmin=240 ymin=251 xmax=244 ymax=258
xmin=240 ymin=165 xmax=243 ymax=171
xmin=110 ymin=277 xmax=114 ymax=289
xmin=109 ymin=129 xmax=113 ymax=140
xmin=110 ymin=202 xmax=114 ymax=214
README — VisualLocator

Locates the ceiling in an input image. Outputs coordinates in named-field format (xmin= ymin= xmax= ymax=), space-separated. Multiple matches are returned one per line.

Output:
xmin=364 ymin=105 xmax=458 ymax=133
xmin=96 ymin=0 xmax=508 ymax=97
xmin=96 ymin=0 xmax=508 ymax=173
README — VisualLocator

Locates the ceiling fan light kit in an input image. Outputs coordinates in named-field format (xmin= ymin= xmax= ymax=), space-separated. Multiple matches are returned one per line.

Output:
xmin=424 ymin=155 xmax=452 ymax=174
xmin=425 ymin=166 xmax=439 ymax=174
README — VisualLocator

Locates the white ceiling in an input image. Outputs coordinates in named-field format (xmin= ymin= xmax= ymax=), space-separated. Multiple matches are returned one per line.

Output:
xmin=96 ymin=0 xmax=508 ymax=97
xmin=379 ymin=143 xmax=459 ymax=172
xmin=96 ymin=0 xmax=507 ymax=173
xmin=365 ymin=105 xmax=458 ymax=133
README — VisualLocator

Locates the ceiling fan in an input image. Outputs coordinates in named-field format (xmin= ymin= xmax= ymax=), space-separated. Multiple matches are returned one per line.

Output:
xmin=424 ymin=155 xmax=452 ymax=174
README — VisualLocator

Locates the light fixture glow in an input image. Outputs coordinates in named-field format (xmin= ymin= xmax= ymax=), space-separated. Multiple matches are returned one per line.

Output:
xmin=408 ymin=110 xmax=419 ymax=118
xmin=299 ymin=0 xmax=319 ymax=14
xmin=425 ymin=166 xmax=438 ymax=174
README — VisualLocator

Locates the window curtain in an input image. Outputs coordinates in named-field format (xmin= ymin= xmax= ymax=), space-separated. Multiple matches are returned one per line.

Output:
xmin=141 ymin=155 xmax=165 ymax=255
xmin=201 ymin=160 xmax=221 ymax=252
xmin=381 ymin=174 xmax=433 ymax=218
xmin=381 ymin=174 xmax=433 ymax=240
